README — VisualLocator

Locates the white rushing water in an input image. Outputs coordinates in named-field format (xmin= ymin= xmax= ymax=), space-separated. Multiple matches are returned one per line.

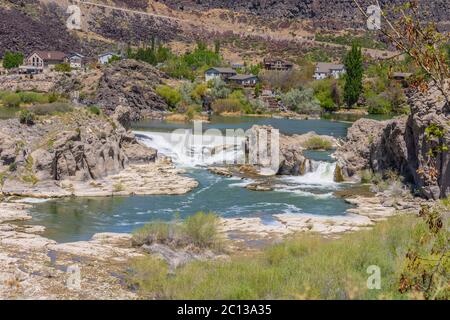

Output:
xmin=135 ymin=130 xmax=246 ymax=167
xmin=135 ymin=130 xmax=339 ymax=198
xmin=282 ymin=161 xmax=337 ymax=187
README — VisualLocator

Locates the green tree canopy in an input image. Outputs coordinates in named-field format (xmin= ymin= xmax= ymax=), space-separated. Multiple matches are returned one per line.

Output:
xmin=343 ymin=42 xmax=363 ymax=108
xmin=2 ymin=51 xmax=24 ymax=69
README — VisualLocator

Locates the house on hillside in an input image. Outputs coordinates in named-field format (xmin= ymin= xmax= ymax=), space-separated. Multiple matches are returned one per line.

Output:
xmin=263 ymin=58 xmax=293 ymax=71
xmin=228 ymin=74 xmax=259 ymax=87
xmin=313 ymin=62 xmax=346 ymax=80
xmin=26 ymin=51 xmax=66 ymax=69
xmin=205 ymin=67 xmax=237 ymax=82
xmin=67 ymin=53 xmax=85 ymax=69
xmin=391 ymin=72 xmax=412 ymax=87
xmin=98 ymin=52 xmax=118 ymax=65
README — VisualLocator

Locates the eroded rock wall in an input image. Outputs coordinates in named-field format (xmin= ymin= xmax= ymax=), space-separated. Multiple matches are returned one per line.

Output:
xmin=336 ymin=82 xmax=449 ymax=199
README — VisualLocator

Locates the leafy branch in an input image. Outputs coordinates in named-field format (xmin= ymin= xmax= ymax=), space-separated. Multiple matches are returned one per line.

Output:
xmin=353 ymin=0 xmax=449 ymax=104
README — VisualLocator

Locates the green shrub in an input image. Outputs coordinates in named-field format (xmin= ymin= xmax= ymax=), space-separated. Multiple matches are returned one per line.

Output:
xmin=132 ymin=212 xmax=221 ymax=249
xmin=18 ymin=92 xmax=49 ymax=104
xmin=2 ymin=93 xmax=21 ymax=108
xmin=2 ymin=52 xmax=23 ymax=69
xmin=183 ymin=212 xmax=220 ymax=248
xmin=367 ymin=94 xmax=391 ymax=114
xmin=156 ymin=85 xmax=182 ymax=109
xmin=48 ymin=92 xmax=60 ymax=103
xmin=303 ymin=136 xmax=333 ymax=150
xmin=185 ymin=105 xmax=201 ymax=120
xmin=18 ymin=109 xmax=35 ymax=125
xmin=54 ymin=63 xmax=72 ymax=73
xmin=280 ymin=88 xmax=321 ymax=114
xmin=360 ymin=169 xmax=374 ymax=184
xmin=88 ymin=105 xmax=101 ymax=115
xmin=212 ymin=98 xmax=244 ymax=114
xmin=208 ymin=78 xmax=230 ymax=99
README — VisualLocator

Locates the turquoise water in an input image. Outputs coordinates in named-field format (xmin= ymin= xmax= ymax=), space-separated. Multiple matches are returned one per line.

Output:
xmin=134 ymin=116 xmax=351 ymax=137
xmin=26 ymin=117 xmax=355 ymax=243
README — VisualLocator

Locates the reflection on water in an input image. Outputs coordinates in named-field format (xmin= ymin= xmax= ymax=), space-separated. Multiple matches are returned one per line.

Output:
xmin=133 ymin=116 xmax=352 ymax=137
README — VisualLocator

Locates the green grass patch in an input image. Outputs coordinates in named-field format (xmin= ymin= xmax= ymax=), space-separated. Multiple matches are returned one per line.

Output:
xmin=132 ymin=212 xmax=222 ymax=250
xmin=303 ymin=136 xmax=333 ymax=150
xmin=129 ymin=215 xmax=424 ymax=299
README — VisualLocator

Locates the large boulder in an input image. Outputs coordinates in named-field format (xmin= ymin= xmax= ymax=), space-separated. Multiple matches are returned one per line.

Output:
xmin=404 ymin=83 xmax=450 ymax=199
xmin=245 ymin=125 xmax=312 ymax=176
xmin=336 ymin=81 xmax=449 ymax=199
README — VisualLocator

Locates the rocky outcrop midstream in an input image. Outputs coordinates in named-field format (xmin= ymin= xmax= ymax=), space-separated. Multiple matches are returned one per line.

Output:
xmin=335 ymin=82 xmax=449 ymax=199
xmin=245 ymin=125 xmax=337 ymax=176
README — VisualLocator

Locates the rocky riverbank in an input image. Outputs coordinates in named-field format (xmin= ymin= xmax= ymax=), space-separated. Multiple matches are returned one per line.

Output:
xmin=335 ymin=81 xmax=449 ymax=200
xmin=0 ymin=107 xmax=198 ymax=198
xmin=0 ymin=201 xmax=140 ymax=299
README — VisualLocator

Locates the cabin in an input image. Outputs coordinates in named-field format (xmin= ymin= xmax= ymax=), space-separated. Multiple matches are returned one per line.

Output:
xmin=26 ymin=51 xmax=66 ymax=69
xmin=391 ymin=72 xmax=412 ymax=87
xmin=228 ymin=74 xmax=259 ymax=87
xmin=313 ymin=62 xmax=346 ymax=80
xmin=98 ymin=52 xmax=118 ymax=65
xmin=67 ymin=53 xmax=85 ymax=69
xmin=204 ymin=67 xmax=237 ymax=82
xmin=263 ymin=58 xmax=293 ymax=71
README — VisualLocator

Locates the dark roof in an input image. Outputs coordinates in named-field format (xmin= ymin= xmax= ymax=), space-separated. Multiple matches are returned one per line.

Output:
xmin=31 ymin=51 xmax=66 ymax=61
xmin=206 ymin=67 xmax=237 ymax=74
xmin=229 ymin=74 xmax=258 ymax=80
xmin=315 ymin=62 xmax=345 ymax=73
xmin=68 ymin=52 xmax=84 ymax=58
xmin=264 ymin=58 xmax=293 ymax=66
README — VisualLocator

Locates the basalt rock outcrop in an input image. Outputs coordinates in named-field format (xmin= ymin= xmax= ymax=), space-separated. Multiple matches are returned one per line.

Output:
xmin=245 ymin=125 xmax=336 ymax=176
xmin=160 ymin=0 xmax=450 ymax=30
xmin=95 ymin=60 xmax=169 ymax=121
xmin=335 ymin=82 xmax=449 ymax=199
xmin=0 ymin=108 xmax=156 ymax=192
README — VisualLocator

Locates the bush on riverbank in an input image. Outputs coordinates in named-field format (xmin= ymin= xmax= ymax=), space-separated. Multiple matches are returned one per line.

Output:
xmin=303 ymin=136 xmax=333 ymax=150
xmin=129 ymin=214 xmax=429 ymax=299
xmin=132 ymin=212 xmax=222 ymax=250
xmin=0 ymin=91 xmax=66 ymax=110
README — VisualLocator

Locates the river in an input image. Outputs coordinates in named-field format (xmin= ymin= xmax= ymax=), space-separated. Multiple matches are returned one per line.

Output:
xmin=24 ymin=116 xmax=359 ymax=243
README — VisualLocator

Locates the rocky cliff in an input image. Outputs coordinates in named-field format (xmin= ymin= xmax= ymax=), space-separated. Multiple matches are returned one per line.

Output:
xmin=335 ymin=82 xmax=449 ymax=199
xmin=161 ymin=0 xmax=450 ymax=29
xmin=94 ymin=60 xmax=169 ymax=121
xmin=0 ymin=108 xmax=156 ymax=191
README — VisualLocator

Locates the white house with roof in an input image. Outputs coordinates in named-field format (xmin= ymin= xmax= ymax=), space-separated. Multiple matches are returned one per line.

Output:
xmin=26 ymin=51 xmax=66 ymax=69
xmin=98 ymin=52 xmax=118 ymax=65
xmin=313 ymin=62 xmax=346 ymax=80
xmin=205 ymin=67 xmax=237 ymax=82
xmin=67 ymin=53 xmax=84 ymax=69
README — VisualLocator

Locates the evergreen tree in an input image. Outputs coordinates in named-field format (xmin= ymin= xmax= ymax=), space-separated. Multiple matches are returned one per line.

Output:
xmin=343 ymin=42 xmax=363 ymax=108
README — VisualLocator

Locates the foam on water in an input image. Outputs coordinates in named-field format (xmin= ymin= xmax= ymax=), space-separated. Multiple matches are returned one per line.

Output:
xmin=135 ymin=130 xmax=245 ymax=167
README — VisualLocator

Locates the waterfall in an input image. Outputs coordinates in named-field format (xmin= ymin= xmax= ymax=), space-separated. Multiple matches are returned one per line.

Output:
xmin=283 ymin=161 xmax=337 ymax=187
xmin=135 ymin=130 xmax=339 ymax=187
xmin=134 ymin=131 xmax=246 ymax=167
